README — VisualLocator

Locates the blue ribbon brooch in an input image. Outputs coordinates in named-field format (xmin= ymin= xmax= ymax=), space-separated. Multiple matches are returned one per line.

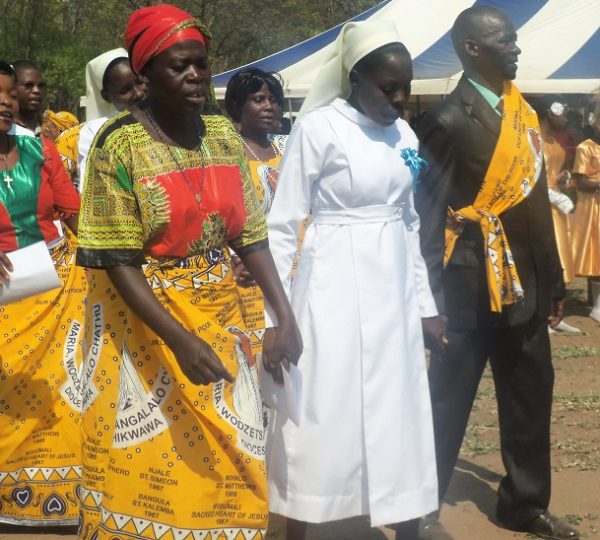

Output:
xmin=400 ymin=147 xmax=428 ymax=193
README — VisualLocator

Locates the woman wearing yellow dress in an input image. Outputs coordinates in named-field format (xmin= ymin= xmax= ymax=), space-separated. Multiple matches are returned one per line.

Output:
xmin=0 ymin=60 xmax=85 ymax=526
xmin=571 ymin=99 xmax=600 ymax=322
xmin=536 ymin=98 xmax=580 ymax=333
xmin=76 ymin=5 xmax=301 ymax=539
xmin=225 ymin=69 xmax=287 ymax=354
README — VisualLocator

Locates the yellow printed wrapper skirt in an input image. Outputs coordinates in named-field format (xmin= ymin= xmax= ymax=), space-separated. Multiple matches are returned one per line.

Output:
xmin=79 ymin=250 xmax=268 ymax=540
xmin=236 ymin=285 xmax=265 ymax=356
xmin=237 ymin=218 xmax=309 ymax=356
xmin=0 ymin=235 xmax=86 ymax=525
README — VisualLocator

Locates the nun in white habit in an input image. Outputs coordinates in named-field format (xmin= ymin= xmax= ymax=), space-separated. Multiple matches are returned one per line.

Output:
xmin=264 ymin=19 xmax=445 ymax=539
xmin=78 ymin=48 xmax=145 ymax=191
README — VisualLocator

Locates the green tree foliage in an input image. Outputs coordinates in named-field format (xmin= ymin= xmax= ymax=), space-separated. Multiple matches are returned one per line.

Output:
xmin=0 ymin=0 xmax=379 ymax=114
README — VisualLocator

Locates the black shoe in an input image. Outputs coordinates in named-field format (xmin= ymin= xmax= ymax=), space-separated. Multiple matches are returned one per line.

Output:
xmin=504 ymin=512 xmax=580 ymax=540
xmin=419 ymin=513 xmax=454 ymax=540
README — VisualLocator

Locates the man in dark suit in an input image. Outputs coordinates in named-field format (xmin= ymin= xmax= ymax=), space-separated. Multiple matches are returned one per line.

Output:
xmin=415 ymin=6 xmax=579 ymax=540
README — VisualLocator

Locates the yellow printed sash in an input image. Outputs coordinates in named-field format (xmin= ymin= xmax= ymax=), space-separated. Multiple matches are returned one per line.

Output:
xmin=444 ymin=82 xmax=543 ymax=312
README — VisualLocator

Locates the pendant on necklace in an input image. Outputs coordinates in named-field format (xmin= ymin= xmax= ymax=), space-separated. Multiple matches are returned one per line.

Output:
xmin=2 ymin=175 xmax=13 ymax=189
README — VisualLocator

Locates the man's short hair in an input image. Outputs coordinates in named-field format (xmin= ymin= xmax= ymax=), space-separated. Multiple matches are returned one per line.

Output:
xmin=451 ymin=6 xmax=505 ymax=60
xmin=11 ymin=59 xmax=41 ymax=78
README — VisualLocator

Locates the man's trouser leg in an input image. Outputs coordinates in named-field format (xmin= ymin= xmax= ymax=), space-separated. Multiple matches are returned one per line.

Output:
xmin=491 ymin=317 xmax=554 ymax=526
xmin=428 ymin=329 xmax=489 ymax=501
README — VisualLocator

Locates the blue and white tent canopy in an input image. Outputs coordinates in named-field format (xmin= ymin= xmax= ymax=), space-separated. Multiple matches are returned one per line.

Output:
xmin=214 ymin=0 xmax=600 ymax=98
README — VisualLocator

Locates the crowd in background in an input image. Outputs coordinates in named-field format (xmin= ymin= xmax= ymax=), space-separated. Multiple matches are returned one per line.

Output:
xmin=0 ymin=3 xmax=599 ymax=540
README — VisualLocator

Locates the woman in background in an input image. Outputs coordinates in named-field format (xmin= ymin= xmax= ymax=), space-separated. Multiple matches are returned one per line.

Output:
xmin=226 ymin=69 xmax=286 ymax=215
xmin=76 ymin=48 xmax=146 ymax=190
xmin=54 ymin=49 xmax=146 ymax=192
xmin=41 ymin=110 xmax=79 ymax=142
xmin=225 ymin=68 xmax=286 ymax=354
xmin=535 ymin=97 xmax=580 ymax=333
xmin=571 ymin=97 xmax=600 ymax=322
xmin=0 ymin=60 xmax=84 ymax=526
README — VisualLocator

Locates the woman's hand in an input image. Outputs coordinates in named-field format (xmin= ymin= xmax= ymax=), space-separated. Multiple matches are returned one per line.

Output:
xmin=263 ymin=316 xmax=303 ymax=385
xmin=60 ymin=213 xmax=79 ymax=236
xmin=556 ymin=170 xmax=571 ymax=187
xmin=422 ymin=315 xmax=448 ymax=361
xmin=548 ymin=298 xmax=565 ymax=329
xmin=235 ymin=246 xmax=303 ymax=385
xmin=0 ymin=250 xmax=13 ymax=286
xmin=170 ymin=331 xmax=233 ymax=385
xmin=231 ymin=254 xmax=255 ymax=288
xmin=107 ymin=265 xmax=232 ymax=386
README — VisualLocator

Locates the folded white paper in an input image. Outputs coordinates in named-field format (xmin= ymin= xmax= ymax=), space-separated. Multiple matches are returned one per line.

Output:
xmin=258 ymin=353 xmax=303 ymax=425
xmin=0 ymin=241 xmax=62 ymax=305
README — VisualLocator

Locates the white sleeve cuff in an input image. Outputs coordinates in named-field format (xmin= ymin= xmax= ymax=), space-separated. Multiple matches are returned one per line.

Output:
xmin=419 ymin=298 xmax=439 ymax=319
xmin=548 ymin=189 xmax=574 ymax=214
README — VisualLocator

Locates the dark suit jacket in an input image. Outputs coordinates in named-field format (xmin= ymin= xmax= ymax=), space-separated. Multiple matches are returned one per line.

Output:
xmin=415 ymin=76 xmax=565 ymax=330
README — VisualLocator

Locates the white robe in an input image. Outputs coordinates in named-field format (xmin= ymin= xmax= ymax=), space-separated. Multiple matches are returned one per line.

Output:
xmin=78 ymin=115 xmax=114 ymax=193
xmin=265 ymin=98 xmax=439 ymax=526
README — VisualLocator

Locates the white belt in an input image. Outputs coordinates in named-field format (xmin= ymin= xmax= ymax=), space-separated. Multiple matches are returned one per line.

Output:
xmin=312 ymin=204 xmax=405 ymax=225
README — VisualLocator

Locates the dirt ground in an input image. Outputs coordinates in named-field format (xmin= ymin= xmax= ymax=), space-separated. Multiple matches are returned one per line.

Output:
xmin=1 ymin=279 xmax=598 ymax=540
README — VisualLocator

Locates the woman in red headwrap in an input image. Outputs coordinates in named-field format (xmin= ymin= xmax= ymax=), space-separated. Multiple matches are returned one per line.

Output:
xmin=76 ymin=5 xmax=301 ymax=539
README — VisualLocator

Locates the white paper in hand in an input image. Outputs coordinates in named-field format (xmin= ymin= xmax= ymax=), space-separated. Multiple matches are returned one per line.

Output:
xmin=0 ymin=241 xmax=62 ymax=305
xmin=258 ymin=353 xmax=303 ymax=426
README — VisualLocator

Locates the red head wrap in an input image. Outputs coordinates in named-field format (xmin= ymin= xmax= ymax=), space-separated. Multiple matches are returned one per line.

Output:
xmin=125 ymin=3 xmax=210 ymax=75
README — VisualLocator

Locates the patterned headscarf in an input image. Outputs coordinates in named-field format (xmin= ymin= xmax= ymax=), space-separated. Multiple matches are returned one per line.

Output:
xmin=125 ymin=3 xmax=208 ymax=74
xmin=41 ymin=110 xmax=79 ymax=140
xmin=124 ymin=3 xmax=217 ymax=111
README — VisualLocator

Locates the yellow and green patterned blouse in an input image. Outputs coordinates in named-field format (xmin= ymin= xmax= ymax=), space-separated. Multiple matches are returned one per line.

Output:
xmin=76 ymin=109 xmax=267 ymax=268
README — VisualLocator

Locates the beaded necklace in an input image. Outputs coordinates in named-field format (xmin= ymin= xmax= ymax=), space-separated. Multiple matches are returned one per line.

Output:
xmin=241 ymin=137 xmax=280 ymax=193
xmin=146 ymin=108 xmax=206 ymax=209
xmin=241 ymin=137 xmax=278 ymax=163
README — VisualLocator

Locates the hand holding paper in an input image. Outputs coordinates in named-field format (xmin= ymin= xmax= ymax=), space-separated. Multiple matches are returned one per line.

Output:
xmin=258 ymin=353 xmax=303 ymax=425
xmin=0 ymin=249 xmax=13 ymax=285
xmin=0 ymin=241 xmax=62 ymax=305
